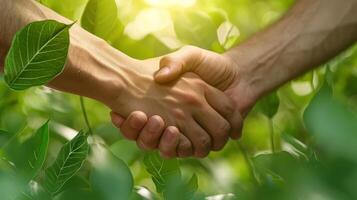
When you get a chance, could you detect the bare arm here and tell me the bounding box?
[0,0,242,158]
[226,0,357,101]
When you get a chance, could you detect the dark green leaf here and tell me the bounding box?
[3,121,49,181]
[90,143,133,200]
[255,91,280,118]
[0,129,12,148]
[4,20,72,90]
[143,152,181,193]
[43,131,89,196]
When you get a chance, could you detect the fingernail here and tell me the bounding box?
[147,116,162,133]
[156,67,170,77]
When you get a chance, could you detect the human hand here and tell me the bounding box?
[111,46,255,156]
[107,58,243,158]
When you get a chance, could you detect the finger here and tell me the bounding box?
[228,109,244,139]
[193,105,230,151]
[119,111,148,140]
[136,115,165,150]
[177,134,193,158]
[204,85,244,139]
[110,111,125,128]
[155,46,200,83]
[159,126,180,159]
[182,119,212,158]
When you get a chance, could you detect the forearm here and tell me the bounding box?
[226,0,357,100]
[0,0,140,106]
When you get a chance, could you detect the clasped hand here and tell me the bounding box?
[110,46,253,159]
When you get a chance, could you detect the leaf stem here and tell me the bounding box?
[268,118,275,153]
[236,142,259,185]
[79,96,92,135]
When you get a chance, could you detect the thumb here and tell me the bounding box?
[154,46,201,83]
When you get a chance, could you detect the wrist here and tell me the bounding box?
[224,42,282,102]
[48,28,138,107]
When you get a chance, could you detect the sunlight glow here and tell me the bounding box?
[145,0,196,7]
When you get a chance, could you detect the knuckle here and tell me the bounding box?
[217,121,231,135]
[160,55,175,66]
[171,108,186,120]
[196,136,211,153]
[182,93,203,107]
[223,99,236,115]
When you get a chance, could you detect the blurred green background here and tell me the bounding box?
[1,0,357,199]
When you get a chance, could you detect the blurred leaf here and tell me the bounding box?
[172,9,223,49]
[163,174,198,200]
[144,152,198,200]
[3,121,49,182]
[143,152,181,193]
[304,81,357,162]
[255,91,280,118]
[110,139,141,165]
[43,131,89,196]
[19,181,52,200]
[4,20,71,90]
[0,171,27,200]
[113,34,170,59]
[90,143,133,200]
[81,0,123,41]
[39,0,88,20]
[253,151,301,184]
[0,130,11,148]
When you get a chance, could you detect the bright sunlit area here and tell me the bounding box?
[144,0,196,7]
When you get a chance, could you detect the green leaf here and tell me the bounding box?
[163,174,198,200]
[253,151,300,184]
[255,91,280,118]
[4,20,72,90]
[3,121,49,182]
[110,139,141,165]
[143,152,181,193]
[81,0,122,40]
[0,130,12,148]
[0,171,27,200]
[90,143,133,200]
[39,0,88,20]
[172,9,223,49]
[304,81,357,162]
[43,131,89,196]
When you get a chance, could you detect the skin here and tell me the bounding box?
[113,0,357,158]
[0,0,244,158]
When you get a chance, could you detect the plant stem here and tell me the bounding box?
[268,118,275,153]
[236,142,259,185]
[80,96,92,135]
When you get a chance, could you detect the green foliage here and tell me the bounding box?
[90,143,134,200]
[144,152,198,200]
[81,0,123,41]
[3,121,49,181]
[4,20,71,90]
[1,1,357,200]
[43,131,89,196]
[255,91,280,118]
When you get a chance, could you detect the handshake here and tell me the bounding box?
[4,0,354,160]
[108,46,253,159]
